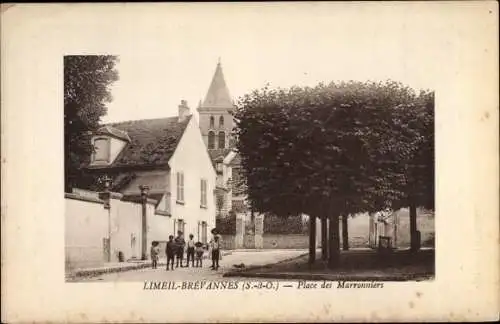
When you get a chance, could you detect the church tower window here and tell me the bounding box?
[210,116,215,128]
[208,131,215,149]
[219,116,224,127]
[218,131,226,149]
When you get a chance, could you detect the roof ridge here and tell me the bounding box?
[106,114,193,126]
[201,62,233,109]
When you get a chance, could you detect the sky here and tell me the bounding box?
[101,3,447,123]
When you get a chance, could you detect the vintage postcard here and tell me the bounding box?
[2,2,498,323]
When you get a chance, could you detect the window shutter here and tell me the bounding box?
[176,172,181,200]
[200,179,203,206]
[181,173,184,201]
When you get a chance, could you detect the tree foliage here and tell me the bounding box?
[402,91,434,210]
[234,81,434,218]
[263,214,308,234]
[216,212,236,235]
[64,55,119,192]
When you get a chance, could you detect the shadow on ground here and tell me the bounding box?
[225,249,435,281]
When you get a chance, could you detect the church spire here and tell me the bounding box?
[200,60,233,109]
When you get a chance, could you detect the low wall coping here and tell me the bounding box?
[146,198,158,205]
[155,210,171,217]
[120,195,158,206]
[109,192,124,200]
[67,191,157,206]
[65,193,104,204]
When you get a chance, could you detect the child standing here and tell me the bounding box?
[209,235,221,270]
[165,235,176,271]
[186,234,196,267]
[194,241,204,268]
[174,231,186,268]
[150,241,160,269]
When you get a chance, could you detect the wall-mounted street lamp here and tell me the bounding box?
[139,185,150,260]
[98,175,113,262]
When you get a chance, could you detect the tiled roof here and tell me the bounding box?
[229,152,241,166]
[208,148,232,164]
[96,125,131,142]
[200,62,233,109]
[110,172,136,191]
[121,171,169,195]
[122,193,164,207]
[90,115,192,168]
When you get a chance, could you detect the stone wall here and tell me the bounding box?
[65,191,171,271]
[262,234,309,249]
[243,234,255,249]
[220,234,236,250]
[216,234,311,250]
[65,194,108,271]
[218,210,434,250]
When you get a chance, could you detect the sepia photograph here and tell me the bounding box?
[2,2,498,323]
[64,28,434,283]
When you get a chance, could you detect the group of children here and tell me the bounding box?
[150,230,222,271]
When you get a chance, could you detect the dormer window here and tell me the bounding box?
[92,137,110,163]
[90,126,130,166]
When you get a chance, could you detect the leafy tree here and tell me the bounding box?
[234,81,433,267]
[396,91,435,250]
[64,55,119,192]
[216,211,236,235]
[263,214,308,234]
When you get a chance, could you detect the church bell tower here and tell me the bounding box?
[197,59,236,151]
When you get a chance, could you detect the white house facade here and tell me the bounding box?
[168,108,217,242]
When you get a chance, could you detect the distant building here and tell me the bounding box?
[197,61,249,220]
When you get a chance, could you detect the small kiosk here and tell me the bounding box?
[368,210,399,251]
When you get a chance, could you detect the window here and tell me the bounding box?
[216,161,223,173]
[93,138,110,162]
[218,131,225,149]
[201,221,208,244]
[208,131,215,149]
[177,219,185,234]
[219,116,224,127]
[176,172,184,203]
[209,116,215,128]
[200,179,207,208]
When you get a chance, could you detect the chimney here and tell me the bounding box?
[178,100,190,122]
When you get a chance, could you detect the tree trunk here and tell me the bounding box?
[368,213,374,248]
[328,213,340,268]
[321,217,328,260]
[309,216,317,264]
[394,212,399,249]
[64,140,73,193]
[409,201,419,252]
[141,199,148,260]
[342,214,349,251]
